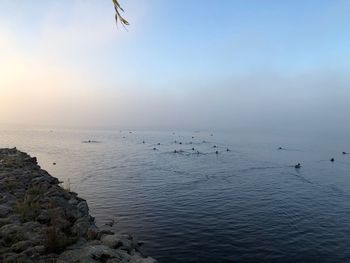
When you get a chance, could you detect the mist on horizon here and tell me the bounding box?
[1,0,350,132]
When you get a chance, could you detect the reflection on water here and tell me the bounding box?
[1,127,350,262]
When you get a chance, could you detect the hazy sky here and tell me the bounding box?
[1,0,350,131]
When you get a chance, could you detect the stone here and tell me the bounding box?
[97,227,115,239]
[0,205,12,218]
[2,252,35,263]
[77,200,89,215]
[11,240,33,252]
[68,198,78,206]
[129,252,158,263]
[101,234,123,248]
[72,216,91,237]
[36,210,51,224]
[0,223,22,239]
[87,226,99,240]
[22,245,46,257]
[57,244,128,263]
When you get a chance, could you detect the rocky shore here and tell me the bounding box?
[0,148,157,263]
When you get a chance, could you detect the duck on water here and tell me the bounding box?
[295,163,301,169]
[82,140,99,143]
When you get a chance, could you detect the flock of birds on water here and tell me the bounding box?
[83,132,231,155]
[80,131,349,171]
[276,146,349,168]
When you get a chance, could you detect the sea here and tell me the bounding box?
[1,127,350,263]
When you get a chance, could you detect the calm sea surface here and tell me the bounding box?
[1,127,350,262]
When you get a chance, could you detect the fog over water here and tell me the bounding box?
[1,71,350,132]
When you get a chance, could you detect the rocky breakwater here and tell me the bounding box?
[0,148,157,263]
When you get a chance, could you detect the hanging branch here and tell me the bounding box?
[112,0,129,29]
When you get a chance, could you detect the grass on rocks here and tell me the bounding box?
[15,195,40,222]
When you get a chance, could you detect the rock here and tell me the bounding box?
[137,241,144,247]
[65,205,82,222]
[2,252,35,263]
[11,240,33,252]
[0,223,23,240]
[87,226,99,240]
[118,237,133,252]
[0,217,12,228]
[105,218,115,227]
[72,216,91,237]
[0,205,12,218]
[88,239,102,246]
[130,252,158,263]
[101,234,123,248]
[77,200,89,215]
[22,245,46,257]
[0,194,17,207]
[97,227,115,239]
[36,210,51,224]
[57,244,128,263]
[100,234,138,253]
[28,157,37,164]
[68,198,78,206]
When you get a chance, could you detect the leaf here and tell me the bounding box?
[112,0,129,28]
[113,0,125,12]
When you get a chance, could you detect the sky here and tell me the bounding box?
[0,0,350,132]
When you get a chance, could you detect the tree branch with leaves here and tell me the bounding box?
[112,0,129,29]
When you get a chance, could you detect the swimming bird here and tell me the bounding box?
[226,148,230,152]
[294,163,301,169]
[174,150,177,153]
[83,140,100,143]
[157,143,161,145]
[153,148,157,151]
[215,150,219,154]
[330,158,335,162]
[53,162,56,165]
[343,152,348,155]
[213,145,217,148]
[192,148,195,151]
[179,142,182,145]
